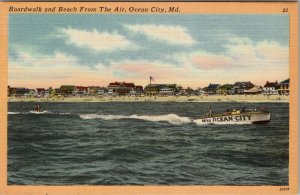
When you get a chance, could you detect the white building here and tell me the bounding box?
[262,81,279,95]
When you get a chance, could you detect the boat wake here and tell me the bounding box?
[8,111,71,115]
[79,113,192,125]
[8,112,21,115]
[9,111,250,125]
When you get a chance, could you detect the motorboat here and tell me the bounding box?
[196,107,270,124]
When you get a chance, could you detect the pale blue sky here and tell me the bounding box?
[9,14,289,88]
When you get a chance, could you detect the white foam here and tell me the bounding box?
[8,112,21,115]
[79,113,192,125]
[57,112,71,115]
[8,111,71,115]
[79,114,126,120]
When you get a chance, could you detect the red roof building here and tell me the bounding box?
[108,82,121,88]
[75,86,88,95]
[75,86,88,91]
[107,82,136,95]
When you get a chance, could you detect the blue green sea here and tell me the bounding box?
[8,102,288,185]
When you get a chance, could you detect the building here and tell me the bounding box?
[201,87,208,95]
[206,84,221,95]
[96,87,107,95]
[194,88,206,96]
[216,84,233,95]
[9,87,29,97]
[87,86,98,95]
[144,84,160,96]
[130,85,144,96]
[60,85,76,96]
[107,82,136,96]
[36,88,45,97]
[231,81,254,94]
[53,88,61,96]
[277,78,289,95]
[244,85,263,94]
[262,81,279,95]
[145,84,180,96]
[74,86,88,95]
[158,87,174,96]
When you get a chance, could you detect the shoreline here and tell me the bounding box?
[8,95,289,103]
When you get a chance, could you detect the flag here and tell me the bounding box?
[150,76,155,82]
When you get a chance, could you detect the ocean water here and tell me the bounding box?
[8,102,289,185]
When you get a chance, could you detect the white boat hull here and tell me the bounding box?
[196,112,270,124]
[29,110,48,114]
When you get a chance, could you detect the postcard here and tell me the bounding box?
[0,1,298,195]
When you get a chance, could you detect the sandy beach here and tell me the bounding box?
[8,94,289,103]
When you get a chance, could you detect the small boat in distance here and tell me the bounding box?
[29,110,48,114]
[197,107,271,124]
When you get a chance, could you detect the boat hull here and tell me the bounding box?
[196,112,270,124]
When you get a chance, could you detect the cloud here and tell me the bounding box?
[102,60,208,88]
[165,36,288,85]
[11,50,79,68]
[190,52,234,70]
[110,60,180,78]
[9,34,289,89]
[224,38,288,66]
[57,27,135,53]
[9,49,114,88]
[124,24,195,45]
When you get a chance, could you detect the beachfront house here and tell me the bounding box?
[9,87,29,97]
[158,87,174,96]
[52,88,61,96]
[231,81,254,94]
[185,87,195,96]
[74,86,88,96]
[262,81,279,95]
[244,85,263,94]
[194,88,206,96]
[145,84,180,96]
[60,85,76,96]
[24,89,36,98]
[158,84,180,96]
[108,82,120,91]
[96,88,107,96]
[277,78,289,95]
[87,86,98,95]
[36,88,45,97]
[44,88,51,98]
[201,87,208,95]
[207,84,221,95]
[107,82,136,96]
[144,84,160,96]
[216,84,233,95]
[135,85,144,96]
[130,85,144,96]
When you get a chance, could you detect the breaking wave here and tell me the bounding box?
[79,113,192,125]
